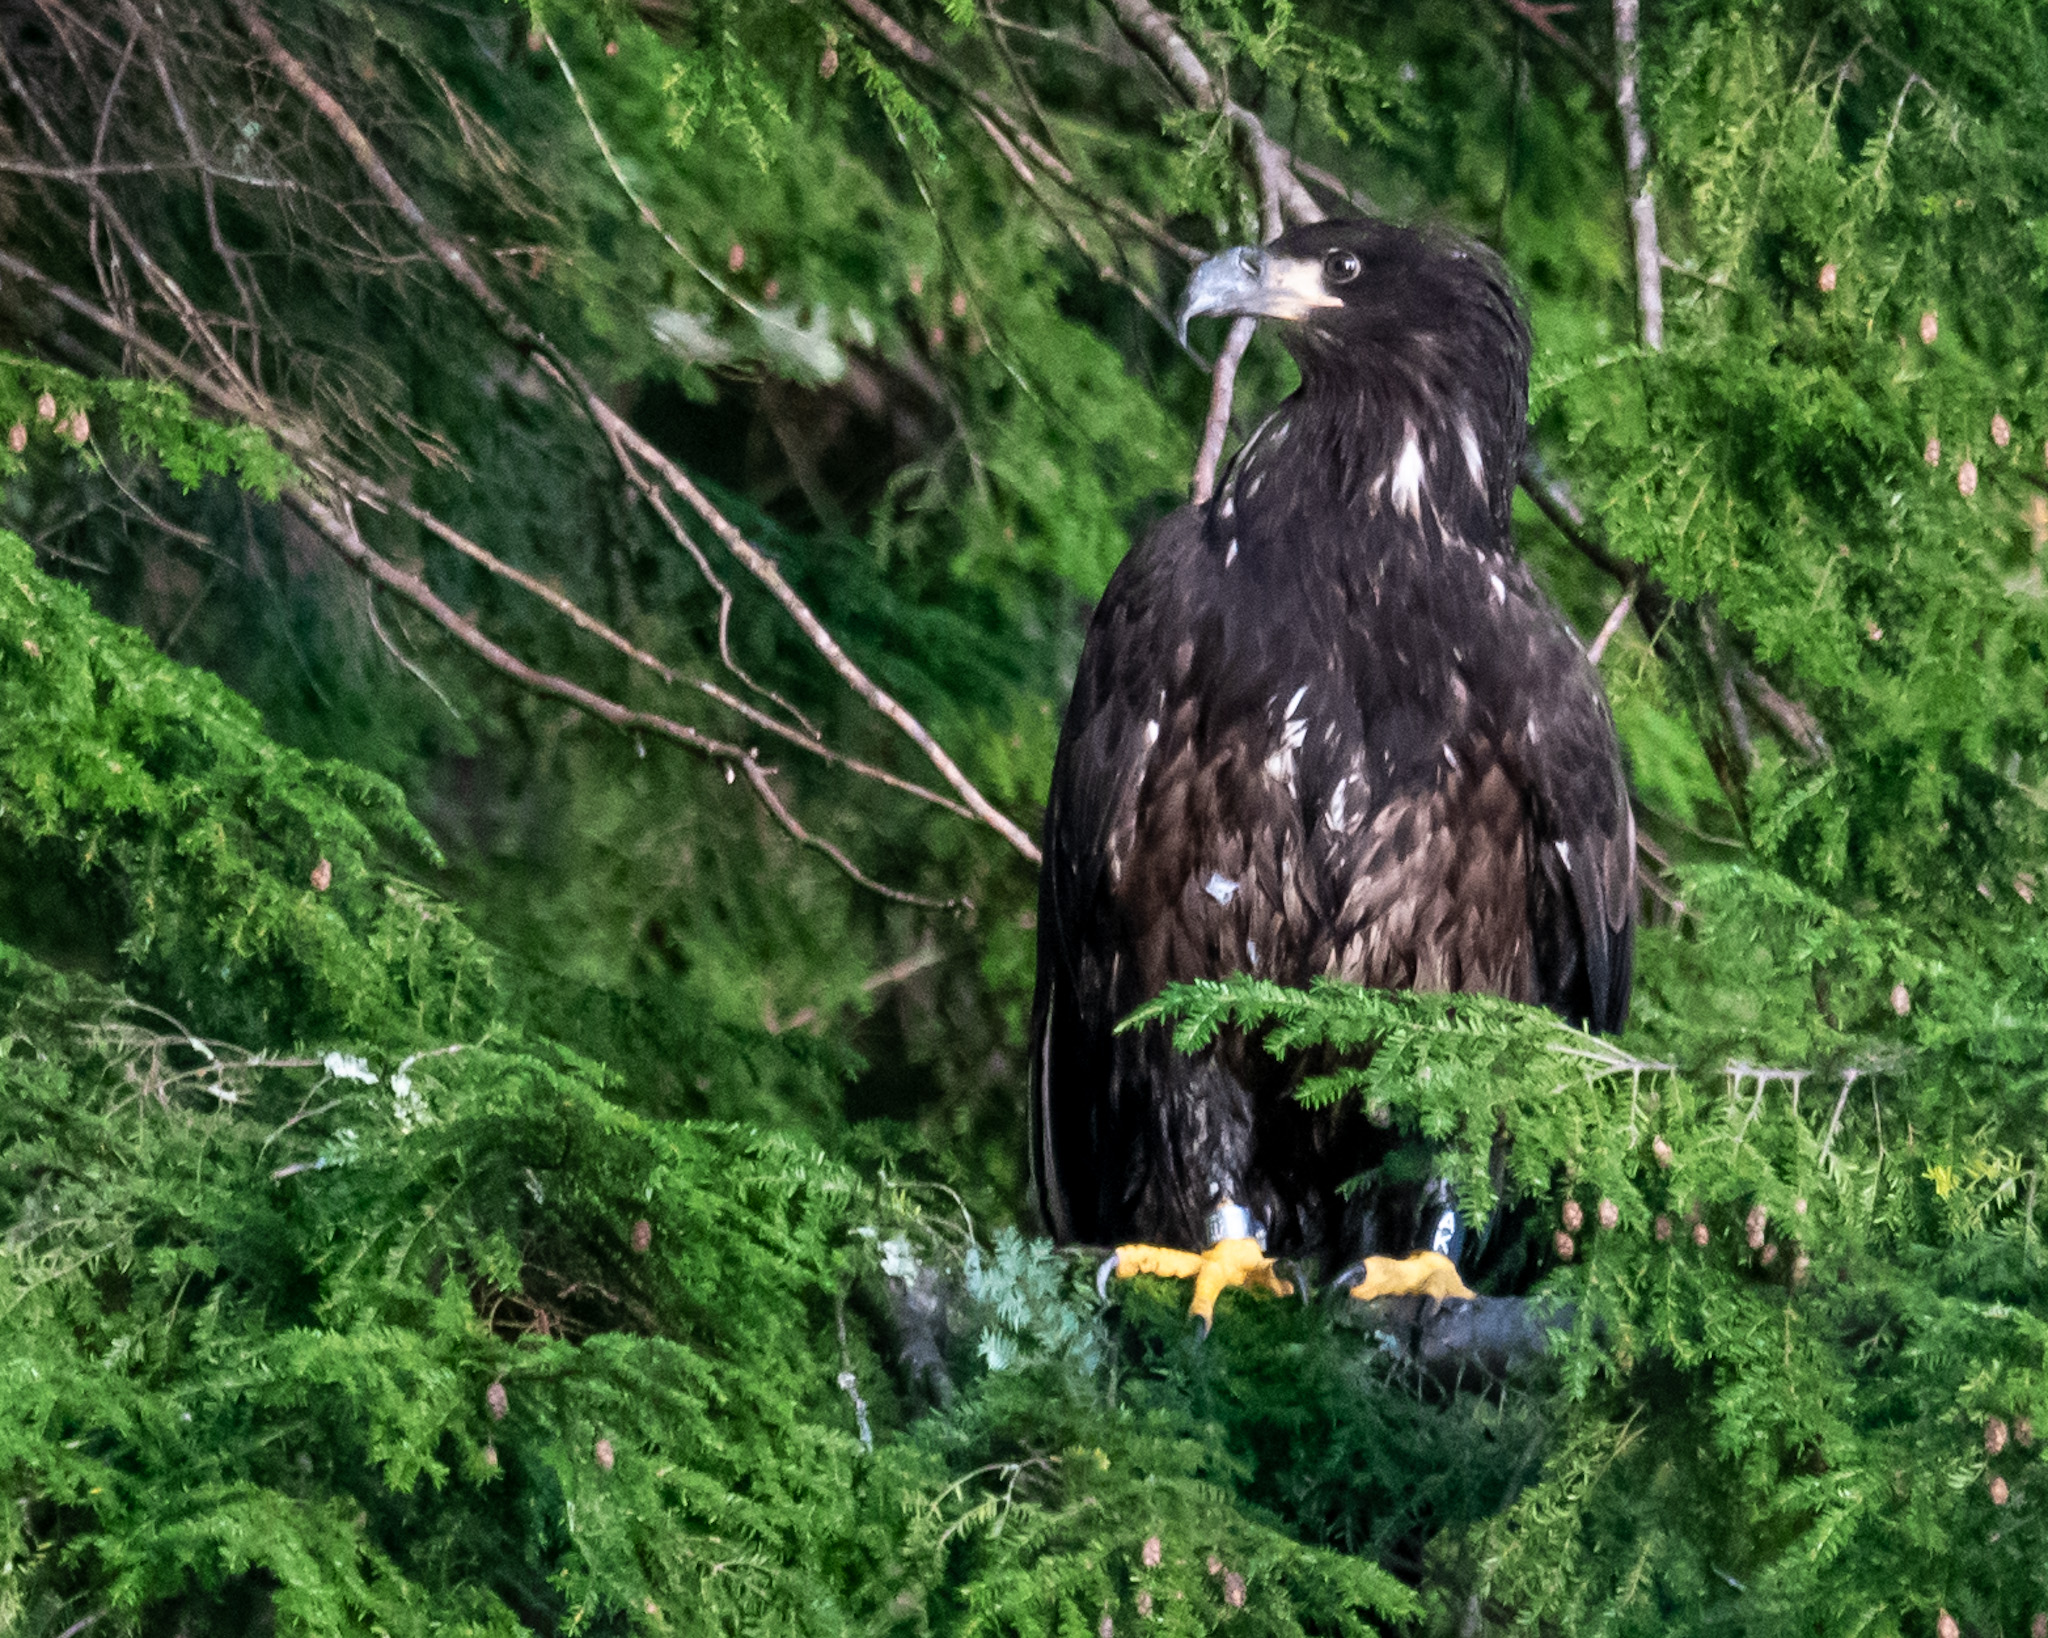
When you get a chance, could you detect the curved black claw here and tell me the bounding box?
[1192,1312,1211,1343]
[1328,1261,1366,1296]
[1095,1251,1121,1303]
[1279,1258,1313,1303]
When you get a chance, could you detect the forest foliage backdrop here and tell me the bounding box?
[2,0,2047,1632]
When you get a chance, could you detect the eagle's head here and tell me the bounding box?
[1178,217,1530,525]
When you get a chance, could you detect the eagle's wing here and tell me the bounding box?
[1520,651,1636,1034]
[1030,509,1198,1244]
[1030,507,1318,1243]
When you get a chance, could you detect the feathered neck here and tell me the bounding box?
[1209,279,1531,554]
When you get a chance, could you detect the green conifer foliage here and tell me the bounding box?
[3,0,2048,1633]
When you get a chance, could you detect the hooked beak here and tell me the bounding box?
[1177,246,1343,345]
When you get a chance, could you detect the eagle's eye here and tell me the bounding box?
[1323,249,1362,286]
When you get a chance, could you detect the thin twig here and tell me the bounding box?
[1100,0,1322,227]
[2,245,978,888]
[1191,317,1254,506]
[1818,1068,1859,1165]
[1585,589,1633,664]
[296,490,959,908]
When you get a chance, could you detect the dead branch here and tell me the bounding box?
[0,238,967,903]
[1099,0,1322,228]
[1739,665,1829,761]
[227,0,1041,865]
[1584,589,1633,664]
[837,0,1203,268]
[1085,0,1326,503]
[297,492,959,910]
[1611,0,1663,351]
[1190,318,1255,506]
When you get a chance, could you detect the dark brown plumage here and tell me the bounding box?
[1030,219,1634,1275]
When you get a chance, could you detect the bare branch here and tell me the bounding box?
[228,0,1040,865]
[837,0,1202,265]
[1739,666,1829,762]
[1083,0,1327,504]
[1098,0,1323,230]
[577,385,1046,862]
[297,492,959,908]
[1612,0,1663,351]
[0,234,970,900]
[1698,618,1756,773]
[1585,590,1633,664]
[771,937,944,1034]
[1190,318,1254,506]
[738,758,963,910]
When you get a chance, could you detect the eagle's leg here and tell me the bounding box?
[1336,1180,1478,1306]
[1096,1204,1295,1337]
[1340,1251,1475,1305]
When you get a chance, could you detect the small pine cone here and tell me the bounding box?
[1654,1215,1673,1243]
[1100,1616,1114,1638]
[1987,1416,2010,1457]
[310,857,332,892]
[1746,1204,1768,1249]
[951,291,969,318]
[1554,1231,1576,1262]
[1207,1556,1223,1576]
[763,279,780,302]
[1924,438,1942,467]
[1562,1199,1584,1233]
[819,44,839,77]
[6,423,24,454]
[1137,1592,1154,1618]
[631,1218,652,1254]
[483,1442,498,1468]
[1920,310,1939,345]
[728,243,746,273]
[595,1437,615,1471]
[1959,459,1978,498]
[1142,1535,1162,1568]
[1792,1252,1810,1284]
[1223,1572,1246,1609]
[1598,1198,1619,1231]
[1692,1221,1710,1247]
[68,411,89,443]
[1760,1243,1778,1267]
[603,39,619,55]
[486,1381,509,1420]
[928,323,946,350]
[2032,1613,2046,1638]
[1817,263,1838,292]
[1994,413,2013,448]
[1990,1474,2010,1506]
[1652,1136,1674,1169]
[1892,984,1911,1016]
[1794,1198,1808,1216]
[2017,1417,2035,1448]
[35,391,56,421]
[1937,1612,1959,1638]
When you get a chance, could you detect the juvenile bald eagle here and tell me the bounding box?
[1029,219,1634,1325]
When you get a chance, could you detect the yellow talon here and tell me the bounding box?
[1344,1250,1476,1304]
[1104,1236,1295,1331]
